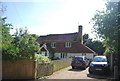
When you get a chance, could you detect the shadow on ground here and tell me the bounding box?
[87,73,113,79]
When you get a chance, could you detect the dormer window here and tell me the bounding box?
[65,42,71,48]
[51,42,56,48]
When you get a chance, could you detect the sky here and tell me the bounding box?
[2,0,106,39]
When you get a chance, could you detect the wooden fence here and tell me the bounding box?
[2,59,72,79]
[2,59,36,79]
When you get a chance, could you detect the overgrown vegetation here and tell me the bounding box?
[91,1,119,56]
[1,17,40,61]
[1,17,51,62]
[35,54,51,62]
[38,76,49,79]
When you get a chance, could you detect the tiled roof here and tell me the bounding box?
[36,32,79,43]
[41,42,96,54]
[37,31,96,54]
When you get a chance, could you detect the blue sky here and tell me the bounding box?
[2,0,106,39]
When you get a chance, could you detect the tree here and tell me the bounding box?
[83,34,105,55]
[86,40,105,55]
[1,17,13,43]
[91,2,119,56]
[12,27,40,60]
[1,17,19,60]
[30,34,39,39]
[2,18,40,60]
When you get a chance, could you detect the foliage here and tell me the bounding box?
[35,54,51,62]
[87,40,105,55]
[30,34,39,39]
[91,1,119,55]
[12,27,40,59]
[2,43,19,60]
[1,17,13,43]
[83,34,105,55]
[38,76,49,79]
[2,17,40,60]
[1,17,16,60]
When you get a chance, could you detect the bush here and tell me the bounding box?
[35,54,51,62]
[2,43,19,60]
[1,18,40,61]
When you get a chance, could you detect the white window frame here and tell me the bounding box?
[51,42,56,48]
[65,42,71,48]
[61,53,67,58]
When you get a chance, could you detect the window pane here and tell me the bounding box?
[51,42,56,48]
[65,42,71,48]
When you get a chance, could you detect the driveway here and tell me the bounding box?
[47,66,113,79]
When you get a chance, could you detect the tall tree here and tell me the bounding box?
[1,18,19,60]
[91,1,119,55]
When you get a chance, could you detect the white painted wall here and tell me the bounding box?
[54,53,61,58]
[67,53,82,58]
[39,52,94,59]
[54,53,94,59]
[86,53,94,60]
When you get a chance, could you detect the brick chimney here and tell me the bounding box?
[77,25,83,43]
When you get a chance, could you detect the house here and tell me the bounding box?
[36,25,96,60]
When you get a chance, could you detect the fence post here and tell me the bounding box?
[34,61,38,79]
[114,65,118,79]
[110,54,113,72]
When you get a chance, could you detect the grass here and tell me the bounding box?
[38,76,49,79]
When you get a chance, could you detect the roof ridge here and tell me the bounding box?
[46,32,78,36]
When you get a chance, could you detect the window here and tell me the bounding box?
[61,53,67,58]
[82,53,86,56]
[45,52,47,56]
[61,53,64,58]
[93,57,107,62]
[51,42,56,48]
[73,57,83,61]
[65,42,71,48]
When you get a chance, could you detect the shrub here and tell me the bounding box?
[2,43,19,60]
[12,28,40,60]
[1,18,40,61]
[35,54,51,62]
